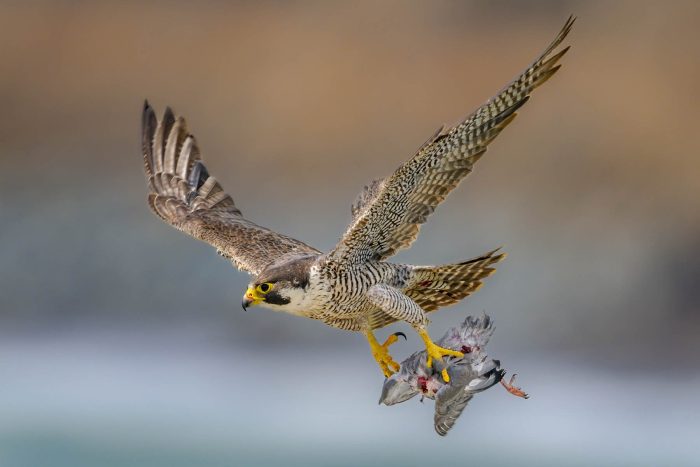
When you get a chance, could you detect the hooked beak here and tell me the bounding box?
[241,287,262,311]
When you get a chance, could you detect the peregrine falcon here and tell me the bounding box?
[140,17,574,381]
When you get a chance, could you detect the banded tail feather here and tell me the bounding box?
[368,249,505,329]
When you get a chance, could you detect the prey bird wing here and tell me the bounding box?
[433,364,478,436]
[330,16,574,264]
[142,102,320,275]
[433,359,504,436]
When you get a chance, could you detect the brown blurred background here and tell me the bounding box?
[1,1,699,466]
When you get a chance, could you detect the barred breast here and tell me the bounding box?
[309,260,412,328]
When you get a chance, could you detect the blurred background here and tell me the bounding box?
[1,1,699,466]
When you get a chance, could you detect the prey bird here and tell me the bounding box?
[379,315,528,436]
[140,17,574,380]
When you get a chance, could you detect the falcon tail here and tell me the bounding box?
[404,249,505,312]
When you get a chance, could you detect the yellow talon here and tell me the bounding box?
[366,331,404,377]
[417,328,464,382]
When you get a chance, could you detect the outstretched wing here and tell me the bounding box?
[433,365,477,436]
[331,17,575,264]
[434,361,504,436]
[142,102,320,275]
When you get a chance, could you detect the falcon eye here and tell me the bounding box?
[257,282,273,294]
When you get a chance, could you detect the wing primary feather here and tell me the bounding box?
[163,116,185,174]
[153,107,175,174]
[141,100,157,178]
[176,135,194,179]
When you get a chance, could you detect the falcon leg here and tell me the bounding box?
[415,326,464,383]
[365,330,405,377]
[500,373,529,399]
[365,284,464,382]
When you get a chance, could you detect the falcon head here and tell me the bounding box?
[241,255,315,313]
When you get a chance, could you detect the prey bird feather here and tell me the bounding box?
[380,314,528,436]
[140,17,574,380]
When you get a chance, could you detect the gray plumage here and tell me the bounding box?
[433,359,503,436]
[141,17,574,378]
[379,314,506,436]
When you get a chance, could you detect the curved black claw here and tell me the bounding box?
[393,332,407,341]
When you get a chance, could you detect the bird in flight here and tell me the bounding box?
[141,17,574,381]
